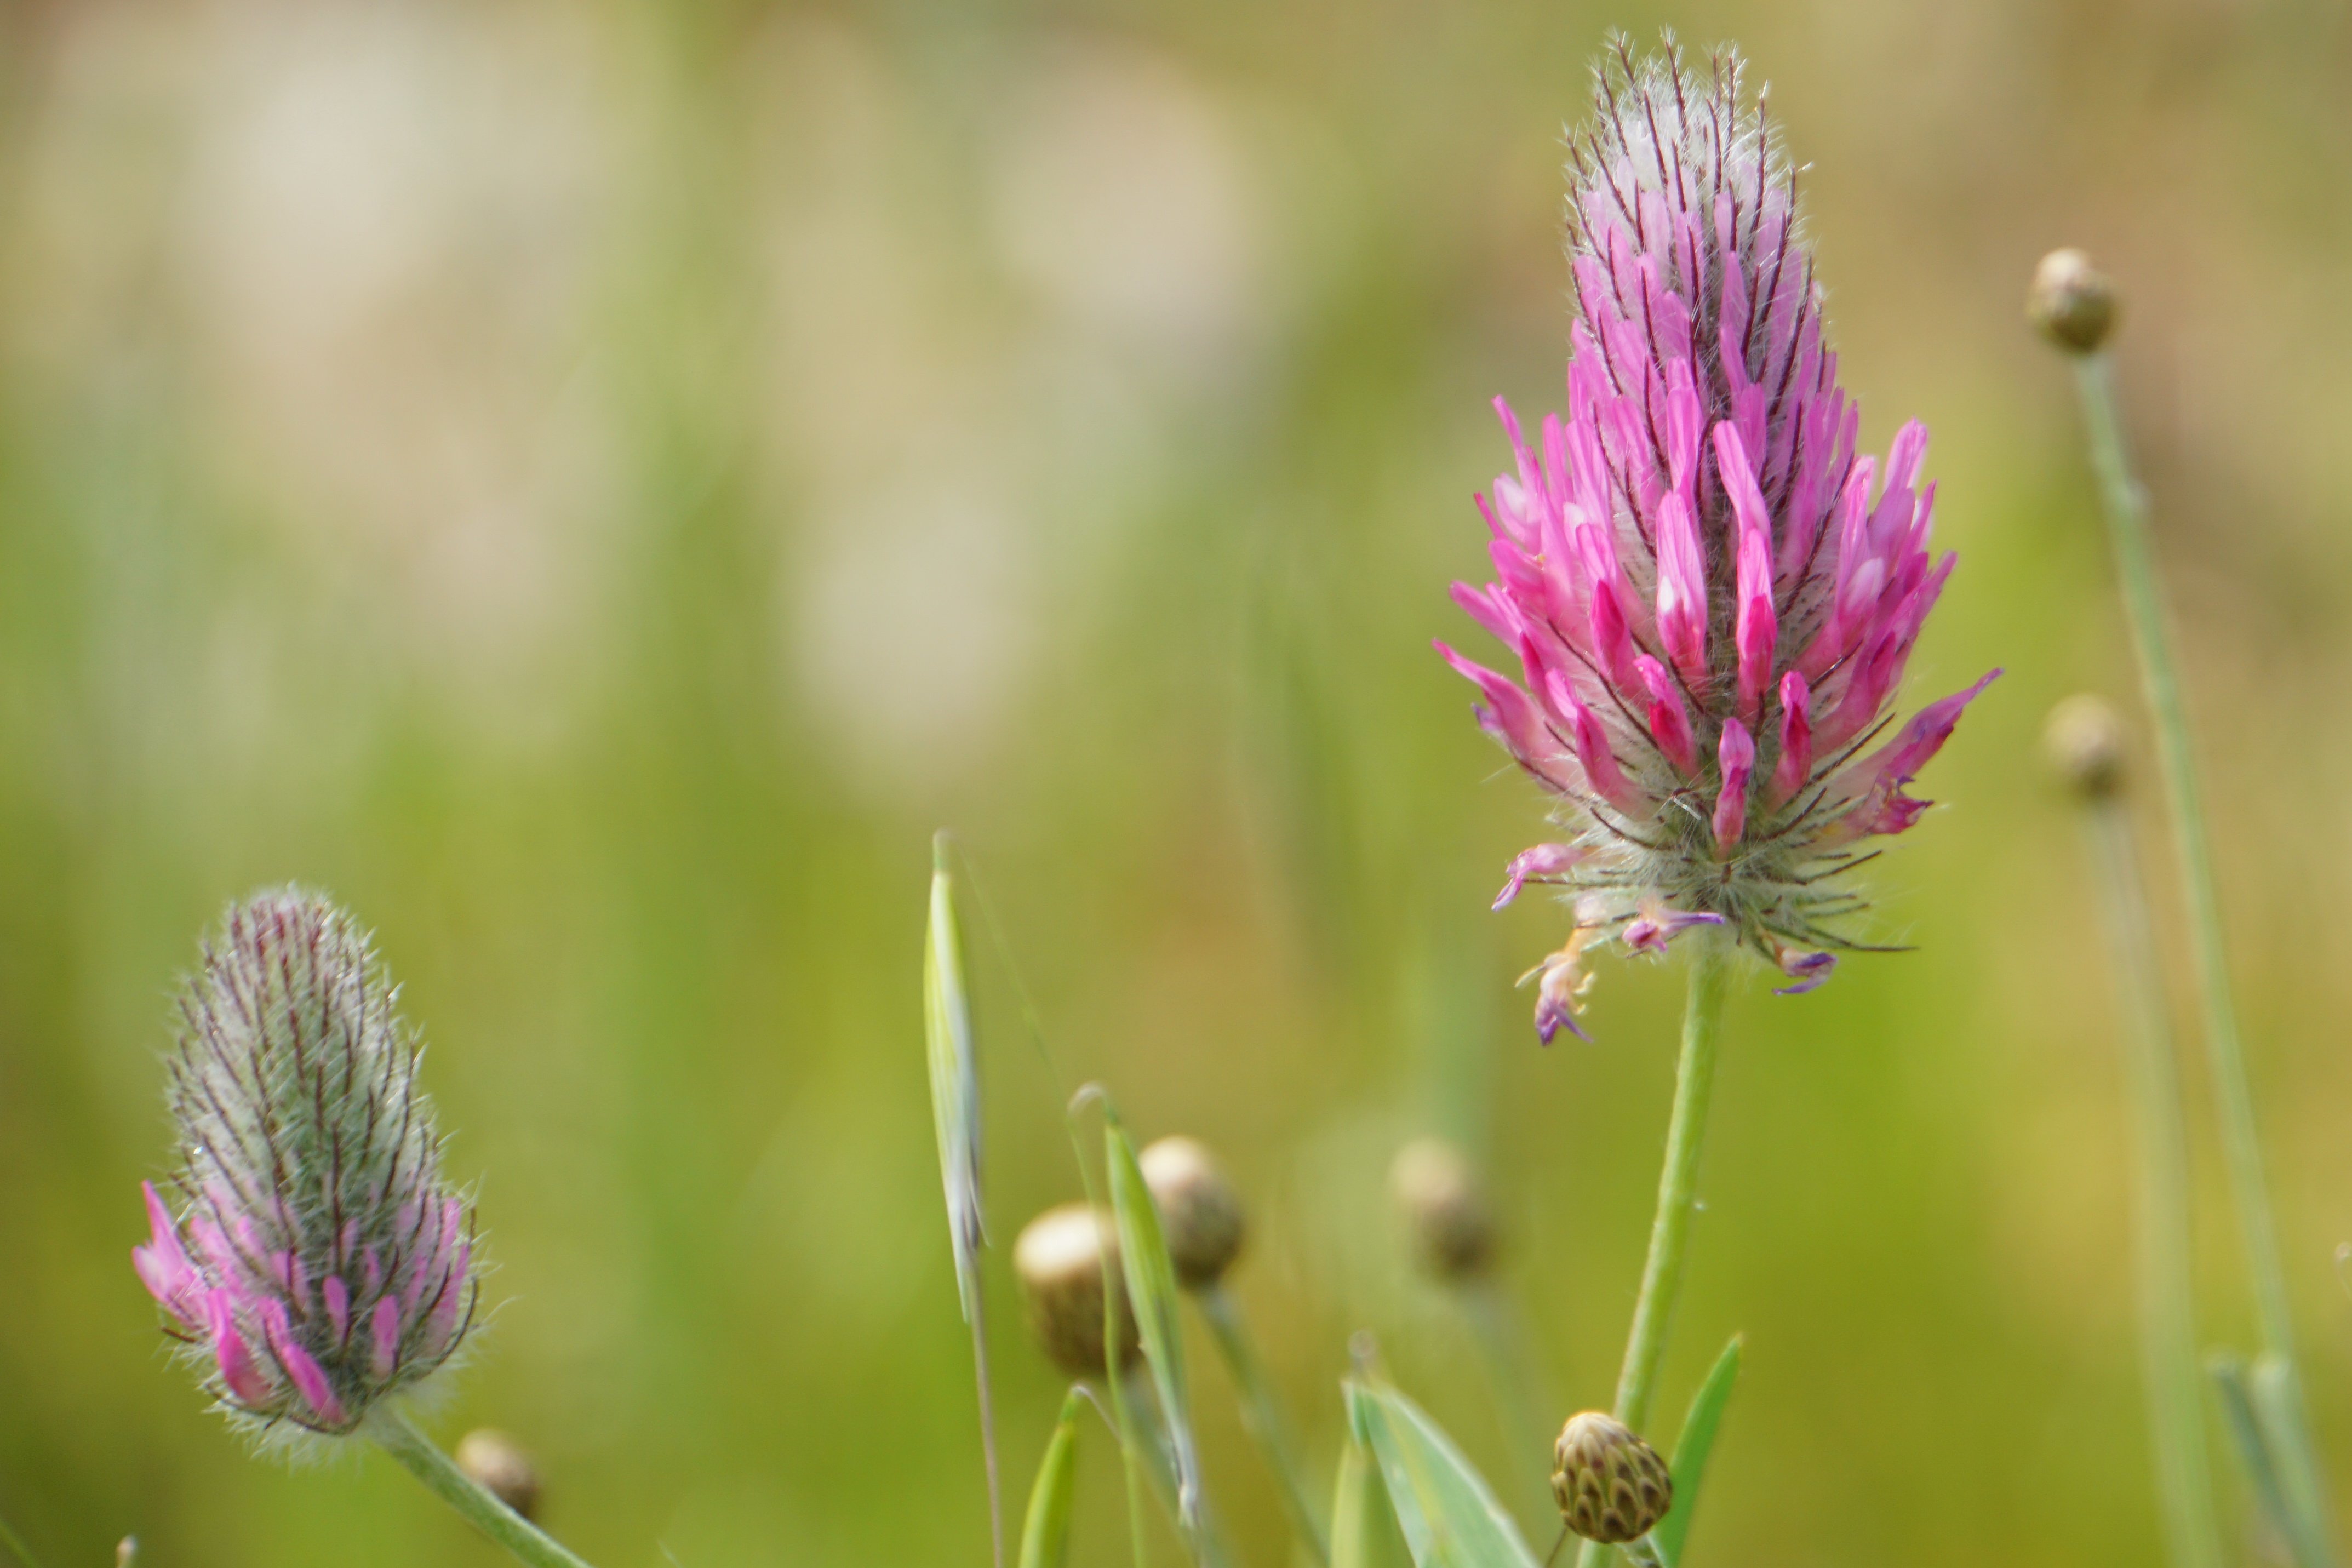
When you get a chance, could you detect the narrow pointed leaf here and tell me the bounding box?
[1018,1390,1084,1568]
[1651,1335,1742,1568]
[926,834,1003,1566]
[2248,1353,2336,1568]
[1106,1108,1204,1533]
[925,833,985,1315]
[2212,1353,2297,1552]
[1334,1431,1413,1568]
[1344,1380,1540,1568]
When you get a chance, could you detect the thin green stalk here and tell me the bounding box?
[2081,795,2226,1568]
[1069,1123,1152,1568]
[1580,945,1731,1568]
[1612,937,1731,1434]
[1579,937,1731,1568]
[1102,1372,1238,1568]
[1198,1283,1330,1565]
[1459,1280,1556,1526]
[2073,354,2337,1565]
[367,1408,597,1568]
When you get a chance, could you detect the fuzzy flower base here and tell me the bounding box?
[135,890,480,1438]
[1439,40,1996,1038]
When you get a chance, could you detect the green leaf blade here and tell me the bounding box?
[1105,1108,1204,1533]
[1334,1428,1412,1568]
[1018,1390,1084,1568]
[1344,1380,1539,1568]
[1652,1334,1742,1568]
[924,832,983,1318]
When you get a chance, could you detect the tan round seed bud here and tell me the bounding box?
[1390,1138,1496,1282]
[2029,248,2118,354]
[2043,694,2127,800]
[1140,1136,1246,1289]
[1551,1411,1673,1544]
[1014,1203,1141,1377]
[456,1428,543,1521]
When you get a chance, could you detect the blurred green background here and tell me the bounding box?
[3,1,2350,1564]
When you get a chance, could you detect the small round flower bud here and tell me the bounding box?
[1551,1411,1673,1544]
[2043,694,2127,799]
[133,890,482,1438]
[2029,248,2118,354]
[1389,1138,1496,1283]
[1139,1136,1246,1289]
[457,1429,543,1521]
[1014,1203,1140,1377]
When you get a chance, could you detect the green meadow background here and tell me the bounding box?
[3,1,2350,1564]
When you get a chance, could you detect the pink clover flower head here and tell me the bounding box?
[1443,38,1998,1035]
[134,889,481,1438]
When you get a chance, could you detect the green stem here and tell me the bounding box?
[367,1409,596,1568]
[2082,797,2227,1568]
[1612,937,1731,1435]
[1198,1285,1330,1565]
[2073,354,2337,1566]
[1580,938,1732,1568]
[1113,1372,1237,1568]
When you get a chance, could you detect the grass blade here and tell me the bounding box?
[1105,1105,1205,1537]
[1334,1430,1412,1568]
[926,832,1003,1568]
[1345,1380,1540,1568]
[926,832,985,1315]
[2250,1352,2336,1568]
[2212,1352,2297,1552]
[1018,1389,1085,1568]
[1650,1335,1742,1568]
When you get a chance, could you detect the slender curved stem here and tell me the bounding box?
[1612,936,1731,1435]
[2081,795,2226,1568]
[367,1408,596,1568]
[2073,354,2337,1566]
[1198,1285,1329,1564]
[1579,938,1731,1568]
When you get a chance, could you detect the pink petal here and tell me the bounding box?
[1654,494,1709,688]
[1449,580,1517,646]
[1824,669,2002,843]
[1493,843,1589,909]
[1544,669,1643,816]
[1713,719,1755,850]
[1771,671,1814,805]
[370,1294,404,1381]
[1435,642,1581,795]
[1622,907,1726,956]
[1634,655,1698,774]
[133,1182,204,1328]
[323,1275,351,1347]
[1735,524,1777,727]
[1773,946,1837,995]
[422,1243,471,1359]
[205,1291,274,1407]
[261,1299,345,1428]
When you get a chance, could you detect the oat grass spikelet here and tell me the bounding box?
[134,889,481,1439]
[1439,38,1998,1036]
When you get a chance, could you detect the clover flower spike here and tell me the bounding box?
[1444,38,1997,1034]
[134,889,480,1438]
